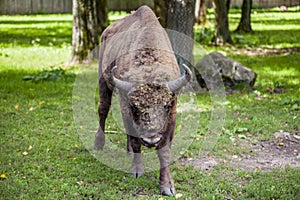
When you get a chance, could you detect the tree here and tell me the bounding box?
[69,0,108,65]
[166,0,195,38]
[195,0,207,25]
[211,0,233,45]
[166,0,195,68]
[153,0,168,27]
[226,0,231,13]
[235,0,253,33]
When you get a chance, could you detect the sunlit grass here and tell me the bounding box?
[0,47,71,71]
[197,7,300,47]
[0,14,72,47]
[0,8,299,200]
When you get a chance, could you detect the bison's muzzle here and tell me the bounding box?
[140,133,162,147]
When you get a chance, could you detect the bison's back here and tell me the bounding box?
[100,6,180,86]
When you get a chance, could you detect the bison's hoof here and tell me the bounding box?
[94,145,103,151]
[161,187,176,196]
[131,171,143,178]
[94,143,104,151]
[94,139,105,150]
[94,142,105,150]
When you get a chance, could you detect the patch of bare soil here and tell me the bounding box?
[234,47,300,56]
[181,131,300,172]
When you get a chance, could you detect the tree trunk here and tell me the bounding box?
[96,0,108,32]
[235,0,253,33]
[195,0,207,25]
[166,0,195,67]
[226,0,231,13]
[211,0,233,45]
[153,0,168,27]
[70,0,108,65]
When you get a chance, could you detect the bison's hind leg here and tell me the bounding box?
[94,77,113,150]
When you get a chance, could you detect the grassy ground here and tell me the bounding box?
[1,8,299,199]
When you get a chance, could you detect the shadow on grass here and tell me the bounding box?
[251,18,300,25]
[228,54,300,91]
[231,29,300,47]
[0,27,72,47]
[0,69,75,101]
[0,19,72,25]
[0,18,72,47]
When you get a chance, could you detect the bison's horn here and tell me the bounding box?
[109,66,133,92]
[166,64,192,93]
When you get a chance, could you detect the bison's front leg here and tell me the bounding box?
[94,76,112,150]
[157,146,176,196]
[128,136,144,178]
[120,100,144,178]
[157,105,177,196]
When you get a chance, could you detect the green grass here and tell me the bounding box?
[196,8,300,48]
[1,9,300,199]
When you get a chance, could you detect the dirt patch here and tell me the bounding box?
[233,47,300,56]
[181,131,300,172]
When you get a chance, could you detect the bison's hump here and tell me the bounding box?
[100,6,180,88]
[101,6,159,41]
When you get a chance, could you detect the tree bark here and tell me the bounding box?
[211,0,233,45]
[153,0,168,27]
[195,0,207,25]
[166,0,195,38]
[235,0,253,33]
[70,0,108,65]
[96,0,108,32]
[166,0,195,68]
[226,0,231,13]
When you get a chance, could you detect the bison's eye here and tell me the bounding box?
[163,100,174,111]
[129,104,140,123]
[163,104,169,110]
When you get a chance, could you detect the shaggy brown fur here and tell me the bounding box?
[95,6,182,196]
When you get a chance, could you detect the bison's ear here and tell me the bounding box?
[166,64,192,93]
[109,66,133,93]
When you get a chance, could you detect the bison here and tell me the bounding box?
[94,6,192,196]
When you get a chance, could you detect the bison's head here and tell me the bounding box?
[109,64,192,147]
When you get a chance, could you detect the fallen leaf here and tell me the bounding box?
[29,107,35,111]
[22,151,29,156]
[278,142,284,146]
[293,134,300,139]
[0,173,8,179]
[76,180,84,185]
[177,167,184,171]
[238,134,247,139]
[175,193,183,199]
